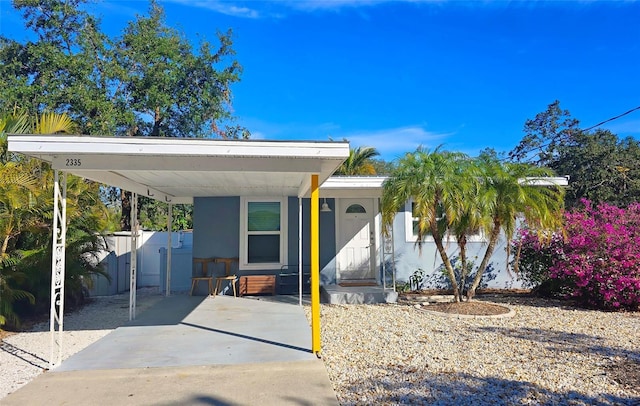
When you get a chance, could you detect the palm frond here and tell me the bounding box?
[35,112,76,134]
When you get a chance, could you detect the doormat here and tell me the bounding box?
[338,282,378,287]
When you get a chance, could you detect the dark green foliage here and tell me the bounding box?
[510,229,569,298]
[1,0,248,231]
[4,175,114,326]
[0,254,35,328]
[139,198,193,231]
[553,130,640,208]
[509,100,580,165]
[510,101,640,208]
[370,159,395,175]
[1,110,116,328]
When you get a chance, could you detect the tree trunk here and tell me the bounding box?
[120,190,131,231]
[1,234,10,257]
[433,237,460,302]
[1,214,13,257]
[457,237,468,299]
[466,221,501,301]
[151,106,161,137]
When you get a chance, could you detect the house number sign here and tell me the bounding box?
[65,158,82,167]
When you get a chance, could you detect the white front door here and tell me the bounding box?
[337,199,375,281]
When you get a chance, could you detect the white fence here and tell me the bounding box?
[89,231,193,296]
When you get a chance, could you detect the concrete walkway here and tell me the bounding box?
[3,295,338,405]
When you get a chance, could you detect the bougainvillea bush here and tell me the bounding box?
[514,200,640,311]
[550,200,640,310]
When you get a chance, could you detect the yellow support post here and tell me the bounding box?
[310,174,321,355]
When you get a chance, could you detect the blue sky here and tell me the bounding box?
[1,0,639,160]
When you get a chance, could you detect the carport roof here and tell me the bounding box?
[7,135,350,204]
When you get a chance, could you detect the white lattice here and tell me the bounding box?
[49,171,67,368]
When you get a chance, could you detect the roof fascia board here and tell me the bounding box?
[8,135,350,160]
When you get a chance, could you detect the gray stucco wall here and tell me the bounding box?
[191,196,518,289]
[192,196,336,282]
[286,197,337,285]
[391,207,518,290]
[193,196,240,259]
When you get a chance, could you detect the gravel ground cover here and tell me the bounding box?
[2,293,638,405]
[308,297,640,406]
[0,288,163,400]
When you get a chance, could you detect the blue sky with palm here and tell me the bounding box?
[1,0,638,160]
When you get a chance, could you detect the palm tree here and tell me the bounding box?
[465,155,565,300]
[0,162,41,257]
[449,197,486,297]
[382,147,478,302]
[0,111,76,256]
[0,110,78,327]
[383,148,564,302]
[334,146,380,175]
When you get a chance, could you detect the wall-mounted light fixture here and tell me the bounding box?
[321,198,332,212]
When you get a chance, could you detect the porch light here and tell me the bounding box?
[321,198,332,212]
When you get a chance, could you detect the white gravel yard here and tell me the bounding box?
[307,298,640,406]
[2,293,639,405]
[0,288,164,400]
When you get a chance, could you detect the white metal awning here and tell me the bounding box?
[7,135,350,202]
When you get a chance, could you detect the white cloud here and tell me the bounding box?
[163,0,261,19]
[237,117,452,159]
[282,0,387,11]
[237,117,342,140]
[160,0,444,19]
[341,126,451,160]
[279,0,445,12]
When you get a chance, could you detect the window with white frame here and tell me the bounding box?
[404,200,484,243]
[239,197,287,270]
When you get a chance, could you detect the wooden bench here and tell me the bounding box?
[239,275,276,296]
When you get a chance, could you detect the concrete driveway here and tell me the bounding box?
[3,295,338,405]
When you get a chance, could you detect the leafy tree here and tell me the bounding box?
[116,1,242,138]
[1,0,121,135]
[509,100,581,165]
[510,101,640,208]
[1,0,248,230]
[370,158,395,175]
[552,130,640,208]
[334,146,380,175]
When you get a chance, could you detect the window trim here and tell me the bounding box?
[404,200,485,243]
[239,197,288,270]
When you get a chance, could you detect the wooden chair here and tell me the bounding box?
[191,257,214,296]
[214,257,239,298]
